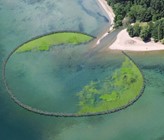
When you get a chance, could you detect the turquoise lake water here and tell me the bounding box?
[0,0,164,140]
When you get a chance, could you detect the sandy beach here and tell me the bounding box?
[97,0,164,51]
[109,29,164,51]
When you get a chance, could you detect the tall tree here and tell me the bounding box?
[140,24,151,41]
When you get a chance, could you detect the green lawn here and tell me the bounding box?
[16,32,93,52]
[77,56,144,114]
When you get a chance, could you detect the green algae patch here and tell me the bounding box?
[77,56,144,114]
[16,32,94,53]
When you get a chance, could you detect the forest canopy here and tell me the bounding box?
[107,0,164,43]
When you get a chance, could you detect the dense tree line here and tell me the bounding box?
[107,0,164,43]
[127,22,151,42]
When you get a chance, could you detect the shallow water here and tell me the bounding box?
[0,0,164,140]
[6,43,123,113]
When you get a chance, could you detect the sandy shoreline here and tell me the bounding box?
[109,29,164,51]
[97,0,115,25]
[97,0,164,51]
[96,0,115,45]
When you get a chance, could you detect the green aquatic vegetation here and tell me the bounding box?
[78,81,100,106]
[16,32,93,52]
[100,91,119,102]
[77,57,144,114]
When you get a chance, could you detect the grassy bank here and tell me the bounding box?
[16,32,93,53]
[77,56,144,114]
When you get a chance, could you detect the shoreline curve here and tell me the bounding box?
[97,0,164,51]
[109,29,164,51]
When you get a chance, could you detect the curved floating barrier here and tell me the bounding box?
[2,31,145,117]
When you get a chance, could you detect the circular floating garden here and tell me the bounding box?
[2,31,145,117]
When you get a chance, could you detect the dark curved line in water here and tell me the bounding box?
[97,12,109,22]
[78,0,109,23]
[2,31,145,117]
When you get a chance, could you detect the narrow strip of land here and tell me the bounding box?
[16,32,94,53]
